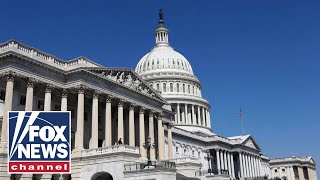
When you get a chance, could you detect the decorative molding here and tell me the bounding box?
[45,84,54,93]
[61,89,68,98]
[139,107,145,114]
[106,95,113,103]
[27,78,37,88]
[149,111,154,117]
[93,90,100,99]
[89,69,162,101]
[129,103,135,111]
[118,99,124,107]
[76,84,86,94]
[4,70,16,82]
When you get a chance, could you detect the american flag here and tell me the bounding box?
[239,108,243,120]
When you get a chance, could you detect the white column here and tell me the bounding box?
[188,106,192,124]
[244,154,249,177]
[248,155,253,177]
[1,72,14,143]
[252,156,256,177]
[129,104,135,147]
[191,105,196,125]
[258,157,262,176]
[149,111,155,160]
[252,155,256,177]
[139,108,146,160]
[208,110,211,128]
[90,92,99,149]
[25,78,35,111]
[289,166,295,180]
[184,104,188,124]
[157,115,165,160]
[201,107,206,126]
[224,151,227,171]
[206,109,210,128]
[254,156,258,177]
[197,106,201,125]
[61,90,68,111]
[216,149,221,172]
[44,84,52,111]
[227,152,232,177]
[177,104,180,124]
[117,100,124,143]
[167,124,173,159]
[220,150,225,170]
[239,152,244,178]
[104,95,112,147]
[230,153,235,178]
[75,86,85,150]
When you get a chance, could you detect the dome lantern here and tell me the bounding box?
[155,9,169,46]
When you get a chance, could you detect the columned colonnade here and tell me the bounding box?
[0,72,173,162]
[214,149,262,179]
[174,103,210,127]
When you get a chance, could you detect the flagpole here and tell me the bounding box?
[240,108,244,135]
[241,115,244,135]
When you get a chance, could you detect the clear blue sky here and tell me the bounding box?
[1,0,319,174]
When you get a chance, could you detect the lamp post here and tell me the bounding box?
[204,150,213,175]
[143,136,155,167]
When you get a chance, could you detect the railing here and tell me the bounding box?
[81,145,139,157]
[0,40,98,68]
[124,161,176,172]
[172,157,200,163]
[244,177,271,180]
[195,168,229,177]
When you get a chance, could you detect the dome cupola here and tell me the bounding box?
[135,10,213,135]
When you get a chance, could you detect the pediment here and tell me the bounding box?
[242,136,261,151]
[86,68,165,102]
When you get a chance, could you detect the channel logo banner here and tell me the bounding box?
[8,111,71,173]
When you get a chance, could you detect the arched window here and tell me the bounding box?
[170,83,173,92]
[163,83,167,92]
[156,84,160,91]
[183,84,185,93]
[192,86,195,94]
[188,85,190,94]
[177,83,180,92]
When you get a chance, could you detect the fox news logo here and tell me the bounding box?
[8,111,71,173]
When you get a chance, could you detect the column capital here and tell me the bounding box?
[118,99,124,107]
[106,95,113,102]
[61,89,68,98]
[139,107,145,114]
[27,78,37,88]
[157,112,164,120]
[93,90,100,99]
[149,110,154,117]
[129,103,136,110]
[45,84,54,93]
[76,84,86,94]
[167,123,173,129]
[4,70,16,82]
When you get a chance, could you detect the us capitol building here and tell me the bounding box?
[0,11,317,180]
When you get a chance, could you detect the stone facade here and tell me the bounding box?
[0,10,317,180]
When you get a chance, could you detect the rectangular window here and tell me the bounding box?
[19,96,26,105]
[163,83,166,92]
[37,100,44,110]
[177,83,180,92]
[0,90,5,101]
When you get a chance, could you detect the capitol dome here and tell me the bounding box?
[135,10,213,135]
[135,45,194,76]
